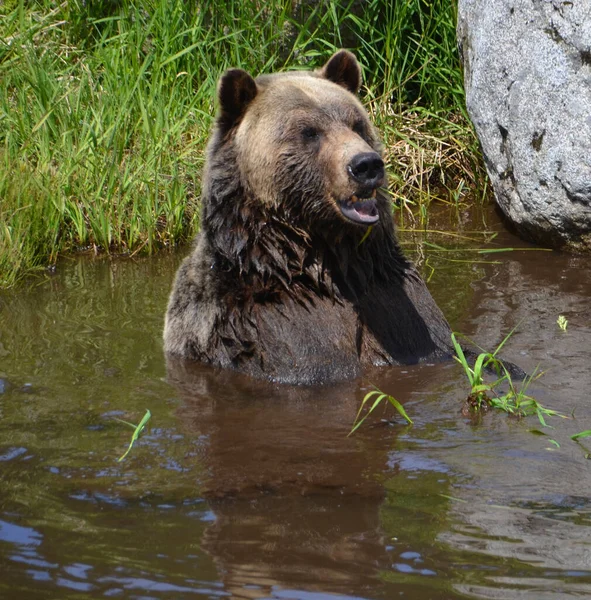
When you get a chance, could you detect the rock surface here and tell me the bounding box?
[457,0,591,251]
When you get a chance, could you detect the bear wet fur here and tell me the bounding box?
[164,50,454,385]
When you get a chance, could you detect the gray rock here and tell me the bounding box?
[457,0,591,251]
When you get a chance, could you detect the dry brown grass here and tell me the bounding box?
[367,102,488,227]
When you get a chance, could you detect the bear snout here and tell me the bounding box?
[347,152,385,190]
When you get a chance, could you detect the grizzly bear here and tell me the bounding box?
[164,50,455,385]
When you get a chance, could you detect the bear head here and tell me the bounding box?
[207,50,388,236]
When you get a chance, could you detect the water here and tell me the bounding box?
[1,220,591,599]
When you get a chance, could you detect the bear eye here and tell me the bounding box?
[352,119,366,137]
[301,126,320,142]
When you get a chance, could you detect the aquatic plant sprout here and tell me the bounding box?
[349,388,413,436]
[350,331,591,445]
[451,331,566,426]
[116,409,152,462]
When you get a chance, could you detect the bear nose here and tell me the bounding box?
[347,152,385,188]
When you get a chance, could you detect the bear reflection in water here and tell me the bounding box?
[166,356,406,597]
[164,50,454,385]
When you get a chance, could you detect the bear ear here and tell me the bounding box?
[217,68,258,130]
[319,50,362,94]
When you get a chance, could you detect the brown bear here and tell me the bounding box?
[163,50,455,385]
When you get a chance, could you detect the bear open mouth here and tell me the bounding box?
[338,191,380,225]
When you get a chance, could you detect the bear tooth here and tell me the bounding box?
[371,189,377,198]
[351,195,359,203]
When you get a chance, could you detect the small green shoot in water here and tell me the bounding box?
[349,388,413,436]
[557,315,568,331]
[451,330,508,412]
[451,331,566,426]
[116,409,151,462]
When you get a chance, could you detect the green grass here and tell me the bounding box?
[451,331,566,426]
[350,332,591,450]
[116,409,152,462]
[349,387,413,436]
[0,0,481,286]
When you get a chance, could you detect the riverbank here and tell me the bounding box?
[0,0,483,286]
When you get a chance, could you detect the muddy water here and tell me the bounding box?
[1,222,591,600]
